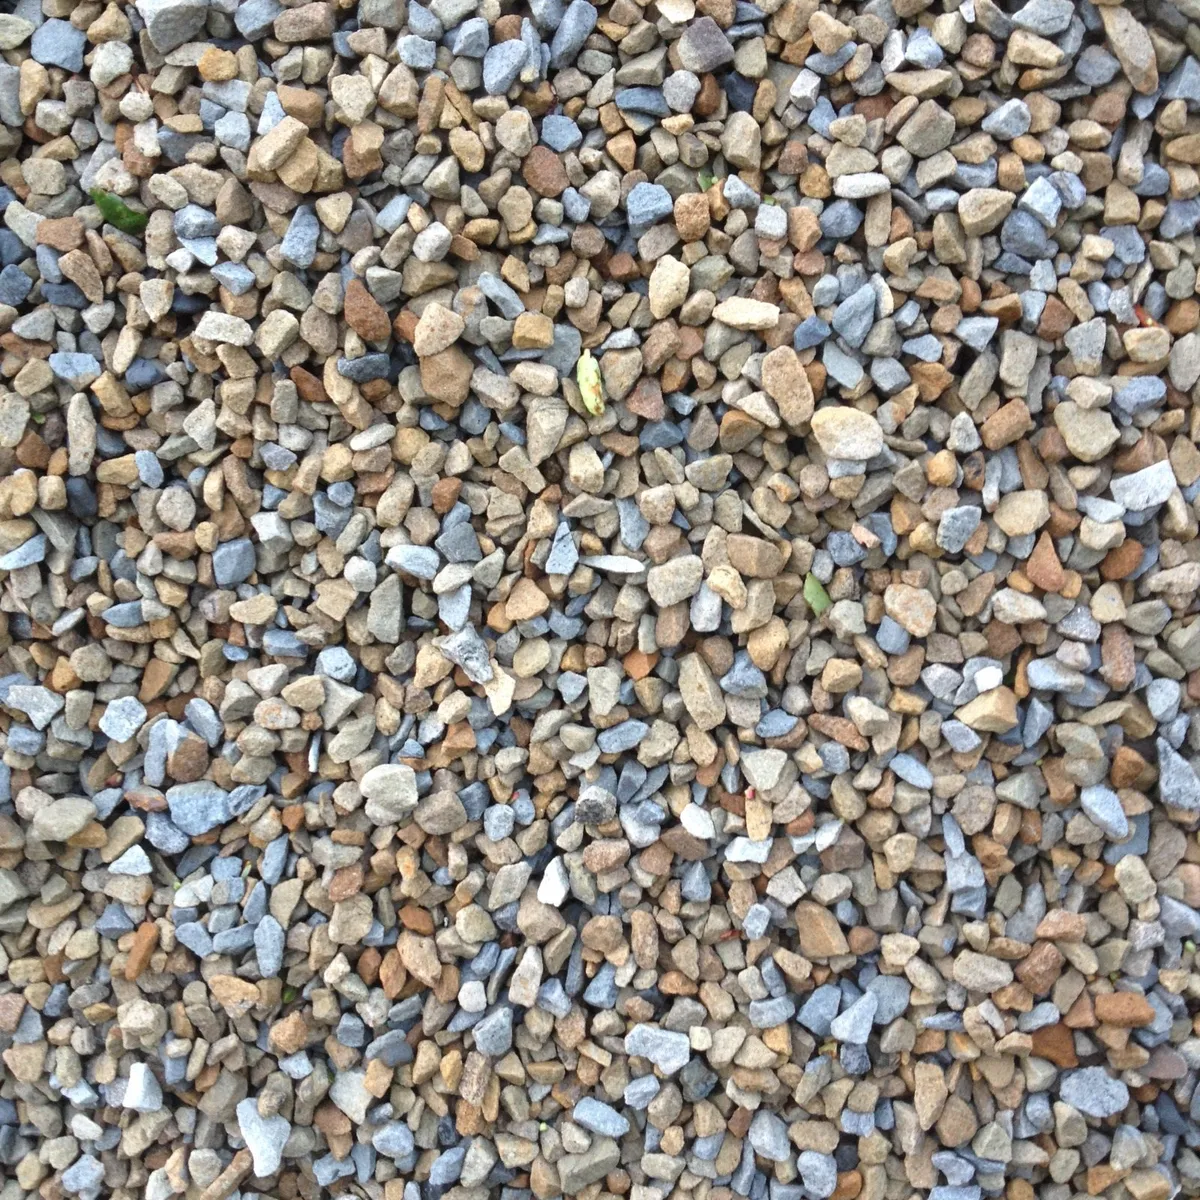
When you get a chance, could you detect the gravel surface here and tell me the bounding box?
[1,1,1200,1200]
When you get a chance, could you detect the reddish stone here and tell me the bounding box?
[522,145,568,197]
[1025,532,1065,592]
[1100,538,1144,580]
[344,279,391,342]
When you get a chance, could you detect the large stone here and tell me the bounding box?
[794,902,849,957]
[557,1138,622,1193]
[712,297,780,330]
[884,584,937,637]
[952,950,1014,991]
[676,16,734,73]
[1060,1067,1130,1118]
[1099,5,1158,94]
[647,555,704,606]
[811,406,883,461]
[1053,402,1118,463]
[678,653,726,731]
[994,490,1050,536]
[137,0,210,52]
[958,188,1015,235]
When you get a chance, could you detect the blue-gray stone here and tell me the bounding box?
[1059,1067,1129,1118]
[398,34,436,68]
[832,283,876,348]
[451,17,489,56]
[807,43,856,73]
[956,317,999,351]
[31,19,85,71]
[408,2,443,37]
[1076,44,1119,86]
[0,534,45,570]
[876,615,910,654]
[627,181,673,227]
[890,753,933,789]
[757,710,797,738]
[100,695,146,741]
[365,1029,414,1066]
[478,271,525,318]
[167,782,232,836]
[473,1006,513,1056]
[0,263,31,306]
[434,521,481,563]
[212,925,256,954]
[483,805,515,841]
[175,204,220,238]
[749,1110,790,1160]
[981,98,1030,139]
[1158,738,1200,811]
[1012,0,1073,34]
[483,39,529,94]
[721,175,758,208]
[338,353,391,382]
[902,336,940,362]
[823,340,864,389]
[943,720,981,751]
[255,914,285,975]
[905,27,943,67]
[799,1152,838,1199]
[49,352,102,388]
[313,1155,356,1186]
[1103,224,1146,265]
[428,1146,464,1186]
[794,315,831,350]
[372,1122,415,1158]
[281,205,319,269]
[126,359,168,392]
[616,87,669,115]
[1001,210,1051,258]
[624,1023,691,1073]
[214,110,252,150]
[936,506,981,553]
[720,653,767,698]
[748,996,795,1028]
[542,114,582,151]
[574,1096,630,1137]
[798,984,840,1036]
[545,522,578,574]
[549,0,597,68]
[624,1074,660,1108]
[97,904,136,937]
[212,261,256,295]
[596,719,648,753]
[562,186,591,222]
[1080,785,1128,839]
[867,975,911,1023]
[820,199,862,238]
[829,991,877,1043]
[213,537,256,586]
[871,357,910,394]
[387,544,440,578]
[743,903,772,942]
[62,1155,105,1194]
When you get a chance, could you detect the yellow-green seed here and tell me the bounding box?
[576,349,605,416]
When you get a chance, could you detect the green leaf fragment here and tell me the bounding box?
[576,348,605,416]
[90,188,148,234]
[804,573,832,615]
[698,170,715,191]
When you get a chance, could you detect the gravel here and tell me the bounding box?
[0,0,1197,1195]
